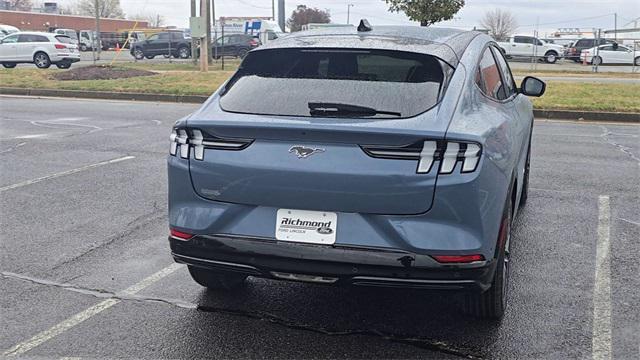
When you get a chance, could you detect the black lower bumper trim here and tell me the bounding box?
[171,235,496,291]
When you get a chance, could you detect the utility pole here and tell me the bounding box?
[278,0,285,32]
[191,0,197,63]
[199,0,208,71]
[614,13,617,42]
[272,0,275,20]
[347,4,354,25]
[206,0,212,64]
[94,0,101,61]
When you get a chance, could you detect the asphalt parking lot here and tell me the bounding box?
[0,96,638,359]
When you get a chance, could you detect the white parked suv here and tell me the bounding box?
[497,35,565,64]
[0,32,80,69]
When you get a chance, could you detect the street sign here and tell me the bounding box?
[190,16,206,38]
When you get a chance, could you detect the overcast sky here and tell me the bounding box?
[61,0,640,35]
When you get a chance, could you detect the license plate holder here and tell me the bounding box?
[275,209,337,245]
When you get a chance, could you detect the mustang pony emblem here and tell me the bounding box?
[289,146,326,159]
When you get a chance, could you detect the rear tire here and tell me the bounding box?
[2,63,16,68]
[177,46,190,59]
[635,57,640,66]
[544,51,558,64]
[464,196,512,320]
[133,49,144,60]
[33,52,51,69]
[80,44,88,52]
[188,266,248,290]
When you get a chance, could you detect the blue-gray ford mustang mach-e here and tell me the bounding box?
[167,22,546,319]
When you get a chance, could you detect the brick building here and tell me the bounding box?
[0,10,148,32]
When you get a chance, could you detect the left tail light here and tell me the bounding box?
[361,140,481,175]
[169,127,253,161]
[54,44,67,49]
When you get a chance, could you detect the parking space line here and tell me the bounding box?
[2,263,183,357]
[0,156,135,193]
[592,195,612,360]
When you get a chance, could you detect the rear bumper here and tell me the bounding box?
[170,235,497,291]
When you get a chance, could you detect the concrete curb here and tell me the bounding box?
[0,87,209,104]
[1,87,638,123]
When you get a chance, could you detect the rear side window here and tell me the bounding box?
[18,35,48,42]
[55,35,74,44]
[220,48,447,119]
[476,48,506,101]
[576,39,592,47]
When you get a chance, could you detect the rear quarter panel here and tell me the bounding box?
[444,35,532,256]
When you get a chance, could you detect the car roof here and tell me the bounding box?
[257,25,480,67]
[10,31,55,36]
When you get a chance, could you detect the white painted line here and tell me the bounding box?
[0,156,135,193]
[2,263,183,357]
[592,195,612,360]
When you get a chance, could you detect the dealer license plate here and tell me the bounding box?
[275,209,337,245]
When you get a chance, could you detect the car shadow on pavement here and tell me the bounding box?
[192,279,501,358]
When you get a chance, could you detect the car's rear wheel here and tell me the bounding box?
[635,57,640,66]
[544,51,558,64]
[133,49,144,60]
[33,52,51,69]
[80,44,88,52]
[592,56,603,65]
[55,62,72,69]
[464,197,512,320]
[177,46,190,59]
[188,266,248,290]
[2,63,16,68]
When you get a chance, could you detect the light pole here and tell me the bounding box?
[347,4,354,25]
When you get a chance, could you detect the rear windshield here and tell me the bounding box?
[55,35,75,44]
[219,48,447,119]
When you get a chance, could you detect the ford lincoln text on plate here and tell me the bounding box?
[167,21,546,319]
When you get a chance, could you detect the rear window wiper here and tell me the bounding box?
[308,102,401,118]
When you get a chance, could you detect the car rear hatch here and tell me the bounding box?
[181,47,456,215]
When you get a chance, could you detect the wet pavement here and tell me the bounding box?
[0,96,638,359]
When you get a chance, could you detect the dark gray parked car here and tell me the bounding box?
[167,21,545,320]
[130,31,191,60]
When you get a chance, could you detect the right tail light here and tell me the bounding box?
[361,140,482,175]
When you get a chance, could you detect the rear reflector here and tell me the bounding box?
[170,228,193,240]
[432,254,484,263]
[54,44,67,49]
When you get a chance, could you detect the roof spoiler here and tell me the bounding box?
[357,19,372,32]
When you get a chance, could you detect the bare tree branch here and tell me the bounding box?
[480,9,518,41]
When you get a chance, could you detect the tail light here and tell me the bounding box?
[169,127,253,161]
[170,228,193,240]
[361,140,481,175]
[249,39,259,46]
[54,44,67,49]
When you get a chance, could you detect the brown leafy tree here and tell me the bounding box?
[480,9,517,41]
[287,5,331,32]
[77,0,125,19]
[6,0,32,11]
[383,0,465,26]
[129,13,166,27]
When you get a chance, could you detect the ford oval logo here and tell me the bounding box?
[317,226,333,235]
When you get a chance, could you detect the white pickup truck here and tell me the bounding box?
[497,35,565,64]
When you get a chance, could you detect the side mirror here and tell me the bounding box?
[520,76,546,97]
